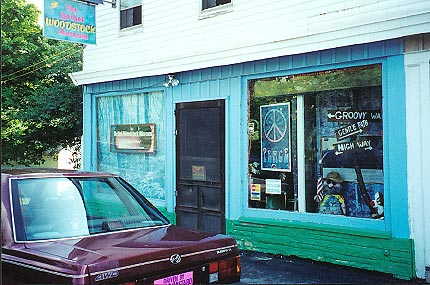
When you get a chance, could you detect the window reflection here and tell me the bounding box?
[248,64,384,219]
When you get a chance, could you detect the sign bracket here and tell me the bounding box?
[78,0,116,8]
[103,0,116,8]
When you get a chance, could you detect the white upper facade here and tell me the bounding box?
[71,0,430,85]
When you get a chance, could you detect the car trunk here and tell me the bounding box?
[24,225,240,284]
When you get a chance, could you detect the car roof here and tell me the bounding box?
[1,168,116,178]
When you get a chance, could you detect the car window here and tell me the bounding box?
[80,179,134,218]
[14,178,89,241]
[11,176,168,241]
[79,178,161,232]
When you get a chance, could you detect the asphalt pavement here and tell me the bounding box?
[239,250,427,284]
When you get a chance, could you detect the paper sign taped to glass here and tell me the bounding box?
[250,184,261,201]
[260,103,291,172]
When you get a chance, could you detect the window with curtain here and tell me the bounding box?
[96,91,165,201]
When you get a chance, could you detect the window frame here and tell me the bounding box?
[243,59,387,232]
[119,0,142,31]
[201,0,231,10]
[199,0,233,19]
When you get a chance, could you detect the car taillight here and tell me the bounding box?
[208,255,241,283]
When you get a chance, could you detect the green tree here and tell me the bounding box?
[1,0,83,166]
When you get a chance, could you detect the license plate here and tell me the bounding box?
[154,271,193,285]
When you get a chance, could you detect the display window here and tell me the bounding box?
[248,64,384,219]
[96,91,166,201]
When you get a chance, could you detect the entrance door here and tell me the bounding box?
[175,100,225,234]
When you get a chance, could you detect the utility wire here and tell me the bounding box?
[2,45,77,79]
[2,48,82,84]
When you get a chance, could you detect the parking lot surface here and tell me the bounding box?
[239,250,426,284]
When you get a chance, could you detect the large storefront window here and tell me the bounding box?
[248,64,384,219]
[96,91,165,201]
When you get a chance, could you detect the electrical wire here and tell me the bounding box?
[1,47,82,84]
[2,45,78,80]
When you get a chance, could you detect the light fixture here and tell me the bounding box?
[164,74,180,87]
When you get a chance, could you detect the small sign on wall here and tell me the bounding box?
[111,124,156,153]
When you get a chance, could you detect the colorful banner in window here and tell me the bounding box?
[260,103,291,172]
[111,124,156,153]
[44,0,96,44]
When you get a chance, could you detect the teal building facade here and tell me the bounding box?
[82,38,415,279]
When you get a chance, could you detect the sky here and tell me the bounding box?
[27,0,43,11]
[27,0,44,26]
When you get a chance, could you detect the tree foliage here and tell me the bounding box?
[1,0,83,166]
[253,65,382,98]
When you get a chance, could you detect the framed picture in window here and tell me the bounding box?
[111,124,156,153]
[260,103,291,172]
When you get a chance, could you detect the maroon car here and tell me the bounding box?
[1,168,241,284]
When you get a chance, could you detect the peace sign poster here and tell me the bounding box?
[260,103,291,172]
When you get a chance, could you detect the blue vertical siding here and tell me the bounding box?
[83,38,406,236]
[84,39,403,95]
[82,87,93,170]
[385,55,408,238]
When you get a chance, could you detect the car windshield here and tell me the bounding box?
[11,176,169,241]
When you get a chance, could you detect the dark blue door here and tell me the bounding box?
[175,100,225,233]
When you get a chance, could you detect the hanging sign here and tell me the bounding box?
[44,0,96,44]
[260,103,291,172]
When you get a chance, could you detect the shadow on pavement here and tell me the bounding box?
[239,250,426,284]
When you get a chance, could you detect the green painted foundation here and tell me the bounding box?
[158,207,176,225]
[156,208,414,280]
[227,218,415,280]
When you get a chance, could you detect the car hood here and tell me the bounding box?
[24,225,238,283]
